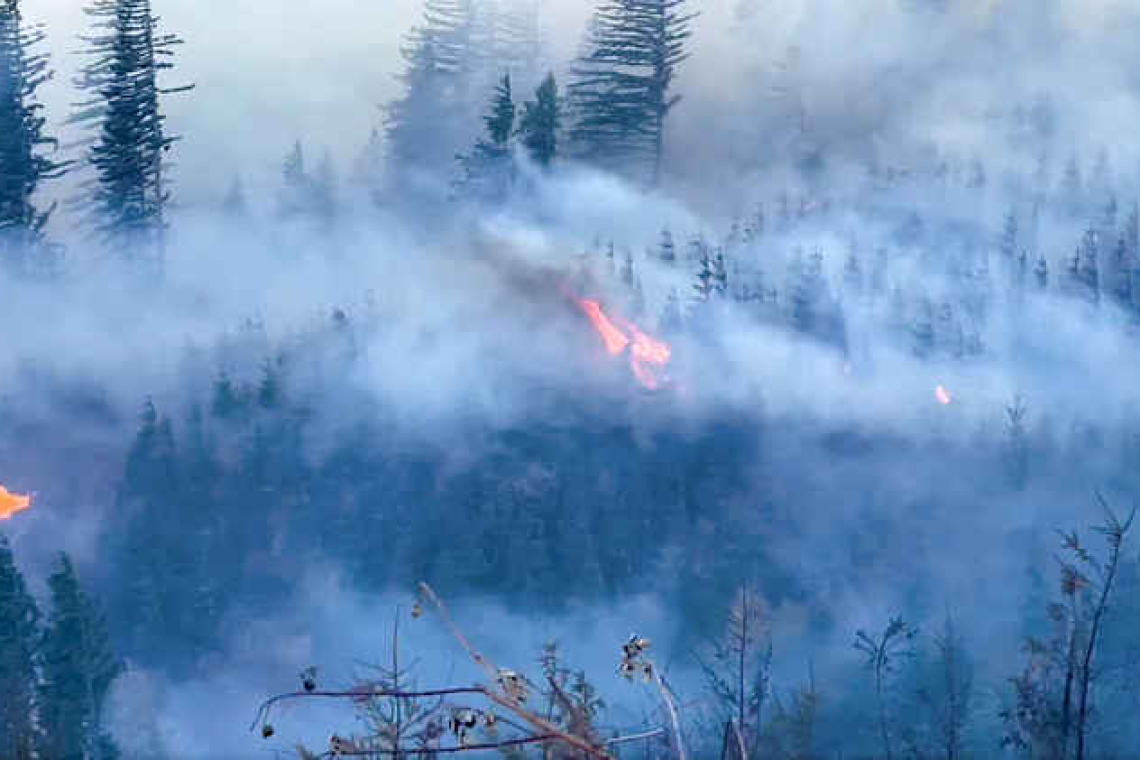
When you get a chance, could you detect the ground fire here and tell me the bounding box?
[0,485,32,520]
[577,299,672,390]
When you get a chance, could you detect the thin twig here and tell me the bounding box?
[314,733,562,758]
[418,582,501,685]
[606,728,666,746]
[418,582,614,760]
[250,688,485,732]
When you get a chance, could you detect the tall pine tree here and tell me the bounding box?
[0,535,41,760]
[277,140,309,219]
[0,0,69,274]
[518,72,560,168]
[39,553,123,760]
[457,73,516,201]
[70,0,192,268]
[384,0,480,198]
[568,0,696,184]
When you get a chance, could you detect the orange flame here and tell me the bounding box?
[935,385,952,405]
[577,299,672,390]
[0,486,32,520]
[577,299,630,355]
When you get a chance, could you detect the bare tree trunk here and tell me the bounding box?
[876,649,892,760]
[1060,600,1077,760]
[738,588,747,747]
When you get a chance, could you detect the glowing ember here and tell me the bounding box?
[577,299,672,390]
[0,486,31,520]
[935,385,952,405]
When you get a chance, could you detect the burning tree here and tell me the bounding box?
[253,583,670,760]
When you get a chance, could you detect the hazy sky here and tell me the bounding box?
[22,0,592,206]
[20,0,1140,212]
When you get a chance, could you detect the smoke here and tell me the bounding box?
[107,568,676,759]
[6,0,1140,757]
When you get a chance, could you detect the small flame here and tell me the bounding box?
[577,299,671,390]
[935,385,952,405]
[0,486,32,520]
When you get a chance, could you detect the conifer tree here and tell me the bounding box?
[1109,235,1132,310]
[352,127,385,205]
[1074,227,1100,304]
[0,0,69,274]
[1061,155,1082,210]
[660,288,683,333]
[658,228,676,263]
[385,0,480,196]
[457,73,516,200]
[693,247,714,302]
[912,296,935,358]
[999,208,1018,262]
[1034,255,1048,292]
[277,140,310,219]
[843,247,864,297]
[108,398,184,660]
[312,149,338,226]
[518,72,560,168]
[71,0,193,268]
[38,553,124,760]
[495,0,543,92]
[568,0,697,184]
[0,535,41,760]
[788,247,825,335]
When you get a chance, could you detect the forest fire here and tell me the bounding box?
[0,485,32,520]
[935,385,952,405]
[577,299,672,390]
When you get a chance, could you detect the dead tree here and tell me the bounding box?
[1000,498,1135,760]
[1074,498,1134,760]
[854,616,917,760]
[694,587,771,760]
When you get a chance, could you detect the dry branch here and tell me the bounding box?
[417,582,615,760]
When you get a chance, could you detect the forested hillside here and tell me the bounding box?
[4,0,1140,758]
